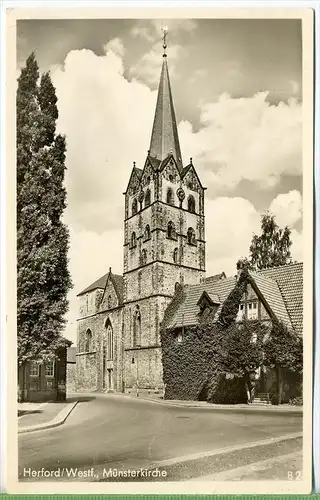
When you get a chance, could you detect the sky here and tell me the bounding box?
[16,18,303,343]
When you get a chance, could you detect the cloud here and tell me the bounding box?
[205,193,303,278]
[179,92,302,195]
[205,197,261,276]
[269,190,302,228]
[103,37,125,58]
[51,46,156,235]
[130,44,185,85]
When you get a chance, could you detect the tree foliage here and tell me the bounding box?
[17,53,72,363]
[264,320,303,374]
[249,212,292,270]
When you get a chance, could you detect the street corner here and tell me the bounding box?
[18,399,78,434]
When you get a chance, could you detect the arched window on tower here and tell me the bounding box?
[132,198,138,216]
[167,221,176,240]
[108,294,112,309]
[144,224,151,241]
[130,232,136,248]
[141,249,147,265]
[145,189,151,208]
[166,188,174,206]
[188,195,195,213]
[187,227,196,245]
[85,329,93,352]
[133,306,141,347]
[105,319,113,360]
[173,247,178,263]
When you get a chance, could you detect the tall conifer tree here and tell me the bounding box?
[17,53,72,363]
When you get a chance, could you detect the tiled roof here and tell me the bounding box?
[256,263,303,335]
[77,270,124,304]
[249,272,292,329]
[165,262,303,334]
[166,276,236,329]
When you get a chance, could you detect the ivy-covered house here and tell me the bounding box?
[161,262,303,404]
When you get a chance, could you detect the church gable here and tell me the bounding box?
[160,155,181,182]
[125,167,142,196]
[140,161,155,187]
[100,278,119,311]
[182,164,203,192]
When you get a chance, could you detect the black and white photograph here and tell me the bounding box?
[6,6,314,495]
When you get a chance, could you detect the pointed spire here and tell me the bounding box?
[149,44,183,171]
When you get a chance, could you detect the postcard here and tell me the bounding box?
[5,5,314,495]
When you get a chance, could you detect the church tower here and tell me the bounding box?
[123,34,206,392]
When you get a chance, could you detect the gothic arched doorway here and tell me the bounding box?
[103,318,114,391]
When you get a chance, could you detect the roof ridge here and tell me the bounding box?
[257,261,302,272]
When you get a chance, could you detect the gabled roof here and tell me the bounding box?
[181,162,205,190]
[77,269,124,304]
[248,271,292,329]
[256,262,303,335]
[124,165,143,194]
[149,56,183,171]
[197,291,221,307]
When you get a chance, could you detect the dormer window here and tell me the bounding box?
[167,221,176,240]
[132,199,138,216]
[188,195,195,213]
[187,227,196,245]
[197,291,220,323]
[166,188,174,206]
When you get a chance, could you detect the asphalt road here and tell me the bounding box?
[18,394,302,482]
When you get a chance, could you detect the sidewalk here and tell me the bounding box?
[18,398,78,434]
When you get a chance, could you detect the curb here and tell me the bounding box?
[71,391,303,414]
[121,394,303,415]
[18,400,78,434]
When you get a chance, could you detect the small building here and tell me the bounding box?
[161,262,303,404]
[18,338,72,402]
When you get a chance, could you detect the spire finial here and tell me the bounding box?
[133,161,136,168]
[162,26,168,57]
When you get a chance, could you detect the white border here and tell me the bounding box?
[1,0,318,495]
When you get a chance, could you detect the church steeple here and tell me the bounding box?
[149,32,183,171]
